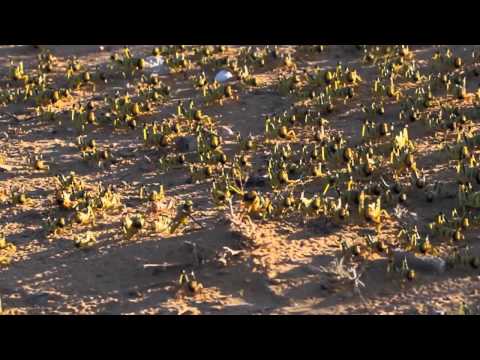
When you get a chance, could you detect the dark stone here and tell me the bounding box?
[127,290,142,298]
[245,175,267,189]
[392,250,446,274]
[25,292,51,306]
[176,136,197,153]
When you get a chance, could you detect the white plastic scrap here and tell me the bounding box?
[145,56,164,68]
[144,56,169,75]
[214,70,233,83]
[217,125,235,137]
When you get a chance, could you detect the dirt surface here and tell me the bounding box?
[1,45,480,315]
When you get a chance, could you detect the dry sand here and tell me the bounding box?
[0,45,479,315]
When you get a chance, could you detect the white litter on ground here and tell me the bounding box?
[144,56,170,75]
[214,70,233,83]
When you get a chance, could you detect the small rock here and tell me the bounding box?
[245,175,268,189]
[306,265,323,275]
[126,290,142,299]
[176,136,197,152]
[25,292,51,306]
[392,250,446,274]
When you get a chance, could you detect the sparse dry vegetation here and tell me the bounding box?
[1,45,480,315]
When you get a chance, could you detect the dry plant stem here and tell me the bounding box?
[188,214,205,230]
[318,257,367,302]
[185,240,201,266]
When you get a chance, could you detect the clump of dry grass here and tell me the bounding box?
[224,199,257,248]
[316,256,367,301]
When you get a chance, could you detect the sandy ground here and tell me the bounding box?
[1,45,480,315]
